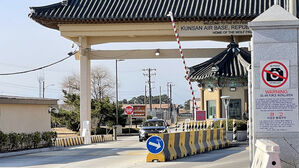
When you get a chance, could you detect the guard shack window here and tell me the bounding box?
[229,99,241,119]
[207,100,216,119]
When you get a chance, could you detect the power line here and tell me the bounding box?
[0,51,76,76]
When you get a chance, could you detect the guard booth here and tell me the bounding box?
[29,0,299,167]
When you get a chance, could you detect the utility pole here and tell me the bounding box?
[143,68,156,115]
[159,86,162,110]
[167,82,174,122]
[42,81,45,98]
[144,85,147,104]
[159,86,162,119]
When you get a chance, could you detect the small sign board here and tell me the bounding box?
[132,105,146,118]
[146,136,164,154]
[125,106,133,115]
[260,60,289,88]
[196,111,206,121]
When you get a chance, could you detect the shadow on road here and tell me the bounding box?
[0,146,145,167]
[168,145,248,163]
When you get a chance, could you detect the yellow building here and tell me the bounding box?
[0,95,57,133]
[188,41,250,120]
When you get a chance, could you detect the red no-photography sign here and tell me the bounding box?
[261,61,288,88]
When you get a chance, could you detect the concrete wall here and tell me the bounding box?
[0,104,51,133]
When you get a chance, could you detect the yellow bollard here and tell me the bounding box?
[168,133,177,160]
[179,132,187,157]
[189,131,197,155]
[206,130,213,151]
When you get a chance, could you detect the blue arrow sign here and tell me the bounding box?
[146,136,164,154]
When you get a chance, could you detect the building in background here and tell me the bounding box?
[188,41,251,120]
[0,95,57,133]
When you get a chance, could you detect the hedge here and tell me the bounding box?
[209,119,247,131]
[0,131,57,153]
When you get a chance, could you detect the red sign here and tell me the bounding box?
[261,61,288,88]
[196,111,206,121]
[125,106,133,115]
[132,105,146,118]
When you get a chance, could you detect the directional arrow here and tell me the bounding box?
[149,141,161,150]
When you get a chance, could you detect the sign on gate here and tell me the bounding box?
[256,60,299,132]
[146,136,164,154]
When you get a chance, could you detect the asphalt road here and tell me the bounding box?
[0,136,249,168]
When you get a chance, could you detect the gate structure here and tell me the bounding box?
[29,0,298,167]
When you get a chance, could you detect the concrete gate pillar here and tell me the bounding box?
[249,5,299,167]
[79,36,91,144]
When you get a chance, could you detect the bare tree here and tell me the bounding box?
[62,73,80,94]
[62,66,114,100]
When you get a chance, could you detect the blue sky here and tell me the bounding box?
[0,1,248,105]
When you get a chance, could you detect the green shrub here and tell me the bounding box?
[32,132,41,148]
[211,119,247,131]
[0,131,8,151]
[0,131,56,152]
[42,132,56,147]
[8,133,21,150]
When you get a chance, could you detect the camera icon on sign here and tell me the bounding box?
[266,68,283,81]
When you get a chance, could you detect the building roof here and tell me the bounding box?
[188,41,251,81]
[29,0,298,30]
[0,95,58,105]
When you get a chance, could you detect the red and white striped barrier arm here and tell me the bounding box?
[167,11,199,111]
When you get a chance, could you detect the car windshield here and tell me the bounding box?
[143,121,165,127]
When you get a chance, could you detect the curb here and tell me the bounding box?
[0,147,64,158]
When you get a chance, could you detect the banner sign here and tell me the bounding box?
[178,21,252,37]
[196,111,206,121]
[132,105,146,118]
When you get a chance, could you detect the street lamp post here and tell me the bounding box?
[221,96,230,134]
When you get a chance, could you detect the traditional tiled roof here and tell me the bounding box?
[29,0,298,30]
[188,42,251,81]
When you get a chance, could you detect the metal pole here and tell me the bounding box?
[159,86,162,110]
[144,85,147,104]
[149,69,152,112]
[225,104,229,134]
[42,81,45,98]
[170,83,173,122]
[115,60,119,125]
[192,99,195,121]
